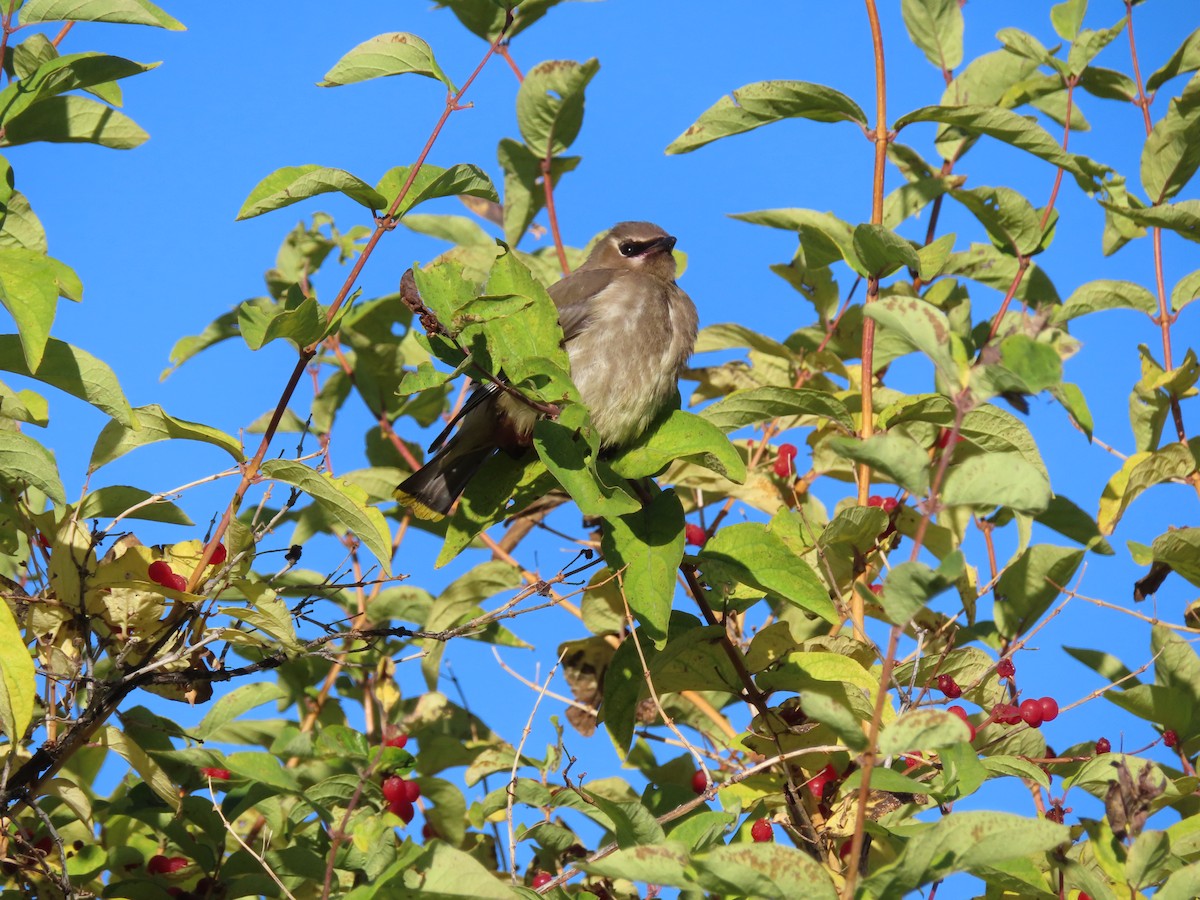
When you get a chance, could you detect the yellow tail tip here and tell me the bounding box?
[393,487,446,521]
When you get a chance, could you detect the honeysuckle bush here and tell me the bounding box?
[1,1,1199,898]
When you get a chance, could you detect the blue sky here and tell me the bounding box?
[8,0,1200,890]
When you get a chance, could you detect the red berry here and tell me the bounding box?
[147,855,188,875]
[388,797,415,823]
[404,779,421,802]
[750,817,773,842]
[383,728,408,749]
[868,583,883,596]
[421,822,439,840]
[32,836,53,855]
[936,429,963,449]
[381,776,407,805]
[996,658,1015,679]
[773,444,798,478]
[164,573,188,592]
[691,769,709,794]
[881,497,898,513]
[200,767,231,781]
[1037,697,1059,723]
[1079,894,1092,900]
[1164,729,1179,748]
[808,763,838,801]
[1045,806,1065,824]
[1019,699,1044,728]
[36,532,52,549]
[1095,737,1111,754]
[148,560,173,585]
[867,495,884,508]
[947,705,976,741]
[531,872,553,889]
[685,524,707,547]
[208,543,227,566]
[936,674,962,699]
[838,840,853,860]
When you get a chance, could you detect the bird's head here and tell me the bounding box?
[585,221,678,280]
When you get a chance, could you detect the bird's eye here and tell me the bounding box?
[618,241,638,257]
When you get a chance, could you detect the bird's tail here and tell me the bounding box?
[394,440,496,520]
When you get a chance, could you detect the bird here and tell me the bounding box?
[394,221,698,520]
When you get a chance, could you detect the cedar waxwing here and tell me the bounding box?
[395,221,698,520]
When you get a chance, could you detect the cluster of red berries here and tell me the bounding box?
[990,697,1059,729]
[1164,729,1179,748]
[147,544,227,593]
[750,818,773,842]
[773,443,798,477]
[935,674,962,699]
[866,495,899,513]
[684,524,707,547]
[382,774,420,823]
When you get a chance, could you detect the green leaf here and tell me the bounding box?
[1034,495,1113,555]
[1159,862,1200,900]
[376,162,497,218]
[0,52,156,127]
[691,844,838,900]
[432,0,570,43]
[0,428,65,504]
[878,708,972,758]
[496,137,579,246]
[1172,269,1200,312]
[516,57,600,156]
[879,554,963,625]
[237,293,325,350]
[0,188,48,254]
[0,247,74,370]
[261,459,393,576]
[862,812,1067,898]
[600,490,685,645]
[1050,0,1086,40]
[224,750,301,793]
[1149,527,1200,588]
[729,208,860,271]
[901,0,963,71]
[237,165,386,220]
[1079,66,1138,102]
[1098,442,1199,534]
[320,32,454,90]
[1142,74,1200,203]
[700,385,854,433]
[1066,19,1128,79]
[2,95,148,149]
[960,404,1050,481]
[88,403,243,473]
[1052,279,1158,323]
[1102,199,1200,244]
[863,295,960,384]
[996,28,1058,68]
[826,433,930,495]
[105,726,180,810]
[0,599,35,749]
[667,80,866,154]
[698,521,837,624]
[0,335,132,426]
[942,451,1051,514]
[533,418,639,518]
[993,545,1085,639]
[945,242,1060,304]
[950,186,1044,256]
[222,582,301,651]
[1147,28,1200,93]
[194,682,287,742]
[694,321,794,359]
[895,104,1094,181]
[77,486,193,525]
[852,223,921,277]
[18,0,184,29]
[610,409,746,483]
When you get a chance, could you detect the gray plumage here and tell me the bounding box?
[395,221,698,520]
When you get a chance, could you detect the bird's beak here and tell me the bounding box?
[652,235,677,254]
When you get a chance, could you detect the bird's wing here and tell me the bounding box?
[549,268,623,343]
[427,381,498,452]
